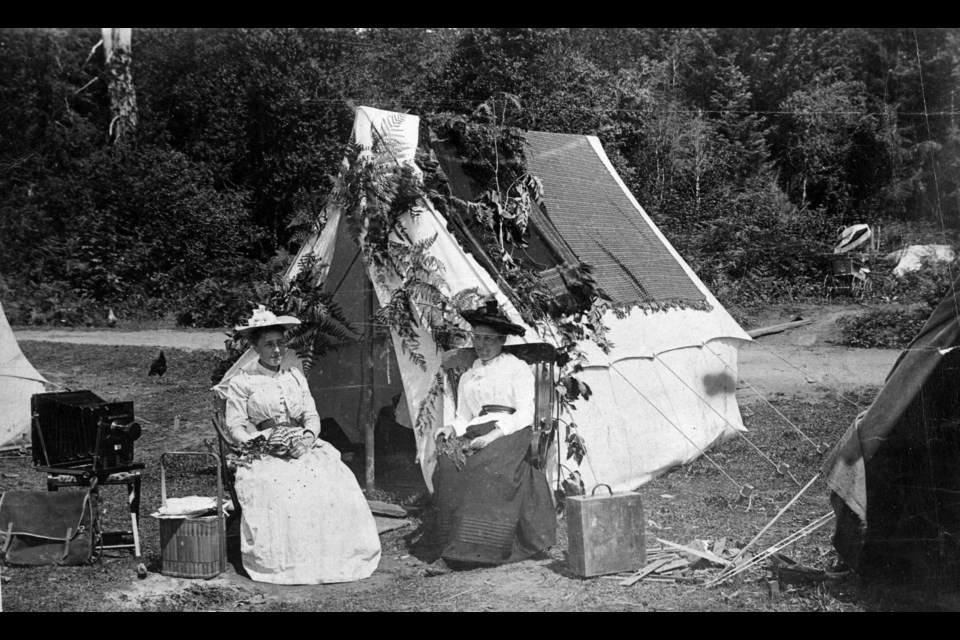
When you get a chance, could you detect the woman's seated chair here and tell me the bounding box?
[440,342,557,469]
[211,399,242,526]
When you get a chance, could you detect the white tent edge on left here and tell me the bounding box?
[0,301,48,448]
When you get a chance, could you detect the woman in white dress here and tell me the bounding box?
[220,307,381,585]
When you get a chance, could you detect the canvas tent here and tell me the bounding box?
[216,106,752,494]
[0,301,48,449]
[823,274,960,579]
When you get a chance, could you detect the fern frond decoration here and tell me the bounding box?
[376,112,409,143]
[266,252,361,375]
[414,371,445,437]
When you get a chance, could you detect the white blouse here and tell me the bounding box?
[224,360,321,445]
[450,352,535,437]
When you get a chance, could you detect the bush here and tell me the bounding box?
[836,308,930,349]
[876,219,960,252]
[683,185,836,308]
[175,275,274,329]
[875,257,958,307]
[834,255,956,348]
[1,279,102,326]
[0,143,271,326]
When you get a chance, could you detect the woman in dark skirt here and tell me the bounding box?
[427,300,556,574]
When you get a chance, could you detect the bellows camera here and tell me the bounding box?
[31,391,141,471]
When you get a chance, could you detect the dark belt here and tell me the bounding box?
[255,418,302,431]
[479,405,515,416]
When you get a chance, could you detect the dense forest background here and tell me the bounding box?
[2,27,959,328]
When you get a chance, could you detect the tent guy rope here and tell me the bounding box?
[654,354,801,486]
[707,347,825,452]
[608,363,746,493]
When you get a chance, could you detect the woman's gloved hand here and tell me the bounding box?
[470,427,504,450]
[435,424,454,443]
[267,425,306,458]
[288,439,307,459]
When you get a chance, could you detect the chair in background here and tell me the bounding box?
[439,342,558,469]
[824,253,872,299]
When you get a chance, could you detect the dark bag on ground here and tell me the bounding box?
[0,489,100,566]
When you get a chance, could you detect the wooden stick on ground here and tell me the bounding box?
[655,538,732,567]
[620,557,672,586]
[729,473,820,565]
[707,511,835,588]
[746,318,813,338]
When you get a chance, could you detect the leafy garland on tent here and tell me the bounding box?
[328,132,477,438]
[279,98,615,485]
[418,95,618,469]
[333,133,472,366]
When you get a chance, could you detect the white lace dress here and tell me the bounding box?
[223,361,381,584]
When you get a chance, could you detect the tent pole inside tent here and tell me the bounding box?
[363,279,376,490]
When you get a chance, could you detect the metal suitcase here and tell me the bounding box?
[566,484,645,578]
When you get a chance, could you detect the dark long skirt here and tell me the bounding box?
[432,422,557,565]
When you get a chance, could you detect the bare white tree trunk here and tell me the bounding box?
[102,28,138,143]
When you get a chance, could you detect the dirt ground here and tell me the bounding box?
[2,302,942,612]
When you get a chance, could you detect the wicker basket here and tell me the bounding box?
[158,452,226,579]
[159,514,225,579]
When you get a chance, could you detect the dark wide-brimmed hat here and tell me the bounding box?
[460,298,526,337]
[233,305,301,338]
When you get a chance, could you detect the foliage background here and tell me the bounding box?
[2,27,960,327]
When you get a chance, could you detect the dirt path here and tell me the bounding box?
[737,341,898,404]
[735,304,901,402]
[13,327,230,351]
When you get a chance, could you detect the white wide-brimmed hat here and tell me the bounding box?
[233,305,301,338]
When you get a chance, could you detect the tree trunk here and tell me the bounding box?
[102,28,138,144]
